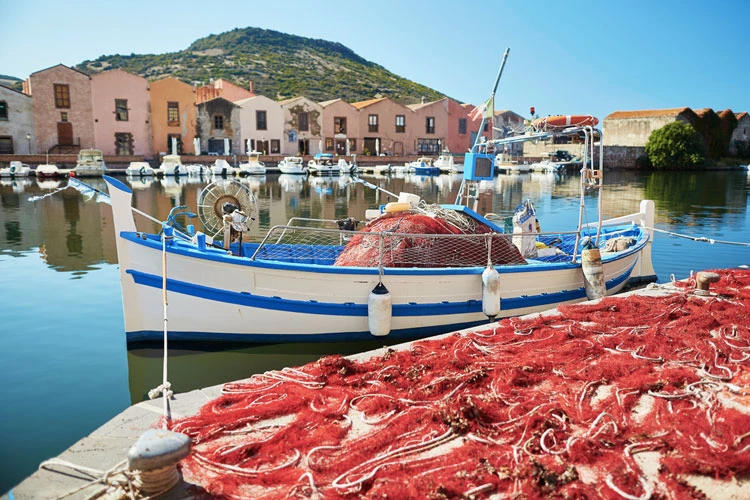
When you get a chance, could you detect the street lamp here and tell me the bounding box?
[26,133,31,154]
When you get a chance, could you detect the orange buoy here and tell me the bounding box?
[532,115,599,130]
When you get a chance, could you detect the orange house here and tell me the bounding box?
[150,77,197,156]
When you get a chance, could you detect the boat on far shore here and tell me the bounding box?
[0,161,31,177]
[73,149,106,177]
[434,151,464,173]
[278,156,307,175]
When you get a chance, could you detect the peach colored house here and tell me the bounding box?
[236,95,284,154]
[408,98,450,155]
[279,97,322,156]
[24,64,94,154]
[319,99,360,156]
[351,98,414,156]
[91,69,152,156]
[461,103,493,150]
[150,77,197,156]
[196,78,255,104]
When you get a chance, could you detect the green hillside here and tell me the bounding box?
[74,26,446,104]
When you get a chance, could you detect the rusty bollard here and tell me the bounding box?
[695,271,720,296]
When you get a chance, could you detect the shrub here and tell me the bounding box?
[645,121,706,170]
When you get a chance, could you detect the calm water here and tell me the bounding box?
[1,169,749,492]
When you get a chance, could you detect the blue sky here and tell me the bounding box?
[1,0,747,121]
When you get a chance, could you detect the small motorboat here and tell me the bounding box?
[73,149,107,177]
[238,151,266,175]
[1,161,32,177]
[278,156,307,175]
[157,154,186,176]
[407,157,440,175]
[125,161,155,177]
[308,153,339,175]
[35,163,60,178]
[186,163,210,177]
[337,158,357,174]
[210,159,239,177]
[434,152,464,173]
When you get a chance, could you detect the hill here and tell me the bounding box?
[74,27,446,105]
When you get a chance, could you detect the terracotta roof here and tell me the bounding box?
[29,63,91,79]
[278,96,305,105]
[735,112,748,120]
[605,108,692,119]
[351,98,386,109]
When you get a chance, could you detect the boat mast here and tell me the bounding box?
[471,48,510,153]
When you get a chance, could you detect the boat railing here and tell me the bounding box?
[248,224,624,268]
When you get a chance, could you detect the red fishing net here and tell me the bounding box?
[169,269,750,498]
[334,210,526,268]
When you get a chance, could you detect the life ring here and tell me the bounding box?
[385,202,411,213]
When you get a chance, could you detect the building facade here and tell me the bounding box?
[602,108,699,146]
[24,64,95,154]
[196,97,242,155]
[408,98,450,155]
[150,77,197,156]
[236,95,284,155]
[730,112,750,157]
[91,69,152,156]
[319,99,360,156]
[352,98,415,156]
[279,97,323,155]
[0,84,35,154]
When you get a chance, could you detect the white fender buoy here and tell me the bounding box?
[482,266,501,319]
[368,282,392,336]
[582,247,605,300]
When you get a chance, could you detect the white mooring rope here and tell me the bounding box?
[645,226,750,247]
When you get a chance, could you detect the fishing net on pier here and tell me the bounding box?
[334,207,527,268]
[169,268,750,499]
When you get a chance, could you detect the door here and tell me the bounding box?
[363,138,377,156]
[298,139,309,155]
[58,122,73,146]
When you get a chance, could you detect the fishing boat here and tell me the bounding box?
[0,161,32,177]
[101,49,657,344]
[407,157,440,175]
[278,156,307,175]
[307,153,339,175]
[238,151,266,175]
[125,161,155,177]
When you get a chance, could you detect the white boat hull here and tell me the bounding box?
[104,176,656,343]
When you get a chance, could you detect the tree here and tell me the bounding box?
[645,121,706,170]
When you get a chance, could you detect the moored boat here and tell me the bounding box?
[0,161,32,177]
[407,157,440,175]
[157,154,186,176]
[125,161,155,177]
[308,153,339,175]
[278,156,307,175]
[35,163,60,178]
[434,152,463,173]
[209,159,238,177]
[72,149,107,177]
[238,151,266,175]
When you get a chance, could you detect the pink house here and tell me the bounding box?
[91,69,152,156]
[319,99,360,155]
[407,98,450,155]
[24,64,94,154]
[351,98,415,156]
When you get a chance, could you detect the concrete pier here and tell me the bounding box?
[4,279,750,499]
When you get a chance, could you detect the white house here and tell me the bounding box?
[236,95,284,155]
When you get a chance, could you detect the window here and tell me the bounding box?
[395,115,405,133]
[114,132,133,155]
[368,114,378,133]
[167,134,183,154]
[334,117,347,134]
[483,122,489,132]
[60,112,68,122]
[54,84,70,108]
[349,139,357,152]
[115,99,129,121]
[458,118,467,135]
[0,136,13,154]
[426,117,435,134]
[167,102,179,125]
[214,114,224,130]
[417,138,440,154]
[0,101,7,121]
[256,110,267,130]
[298,112,309,132]
[325,138,334,151]
[271,139,280,154]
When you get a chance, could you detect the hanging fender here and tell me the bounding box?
[481,266,501,319]
[368,282,392,336]
[582,247,605,300]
